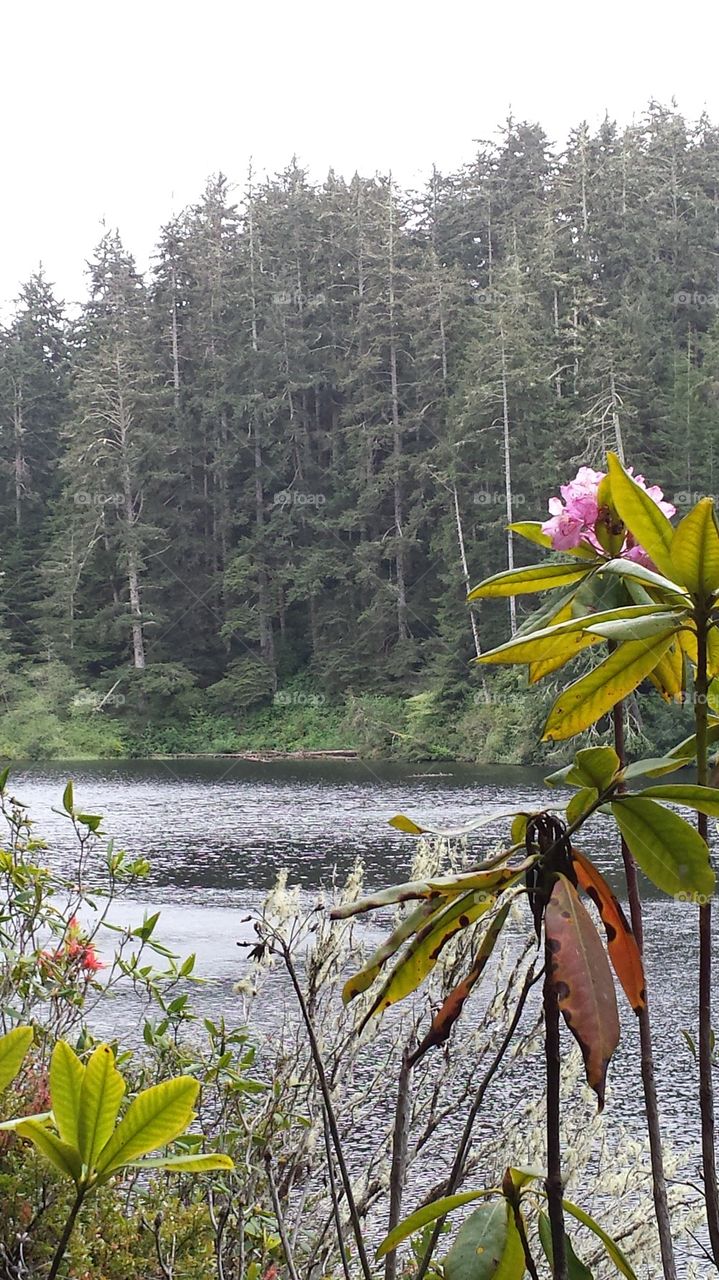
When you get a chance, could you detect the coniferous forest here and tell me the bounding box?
[4,102,719,759]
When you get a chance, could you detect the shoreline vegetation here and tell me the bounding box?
[0,667,696,764]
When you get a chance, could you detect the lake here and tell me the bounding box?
[3,756,713,1264]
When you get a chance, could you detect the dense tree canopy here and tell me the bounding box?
[2,103,719,729]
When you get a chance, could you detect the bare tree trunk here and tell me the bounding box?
[452,484,481,660]
[499,326,516,634]
[686,329,693,497]
[248,173,276,676]
[116,352,146,670]
[609,366,625,464]
[170,266,181,418]
[388,178,409,642]
[13,381,24,531]
[553,289,562,399]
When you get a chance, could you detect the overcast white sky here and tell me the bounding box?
[2,0,718,309]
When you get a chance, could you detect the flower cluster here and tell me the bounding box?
[40,916,104,979]
[541,465,675,564]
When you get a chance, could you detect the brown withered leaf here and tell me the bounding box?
[546,874,620,1109]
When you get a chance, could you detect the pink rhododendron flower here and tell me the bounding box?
[541,466,675,565]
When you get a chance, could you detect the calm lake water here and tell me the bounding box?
[5,757,714,1269]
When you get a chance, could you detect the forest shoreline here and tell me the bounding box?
[0,672,694,764]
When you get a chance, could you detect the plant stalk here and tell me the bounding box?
[695,612,719,1266]
[544,930,567,1280]
[414,960,538,1280]
[279,937,374,1280]
[48,1188,85,1280]
[613,697,677,1279]
[386,1047,413,1280]
[514,1203,540,1280]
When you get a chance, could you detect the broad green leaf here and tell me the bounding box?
[62,780,74,814]
[546,747,619,792]
[477,605,669,667]
[129,1152,234,1172]
[622,755,693,780]
[606,452,676,578]
[510,813,529,844]
[543,635,675,742]
[611,797,715,899]
[377,1189,495,1257]
[567,787,598,826]
[670,498,719,595]
[95,1076,199,1175]
[562,1197,639,1279]
[444,1201,524,1280]
[508,521,597,560]
[571,746,621,791]
[587,610,686,642]
[513,583,584,637]
[342,899,439,1003]
[0,1026,33,1095]
[545,875,620,1109]
[638,784,719,818]
[49,1040,84,1148]
[17,1119,83,1183]
[468,561,590,600]
[78,1043,125,1168]
[597,557,687,603]
[538,1211,594,1279]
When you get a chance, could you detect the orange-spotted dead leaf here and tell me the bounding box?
[571,848,645,1014]
[545,874,620,1109]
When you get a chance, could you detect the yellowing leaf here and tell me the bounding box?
[606,452,676,578]
[130,1153,234,1172]
[360,888,498,1026]
[78,1044,125,1169]
[508,521,597,560]
[341,899,438,1003]
[17,1120,83,1184]
[388,815,424,834]
[95,1077,199,1176]
[0,1027,33,1095]
[49,1040,84,1149]
[670,498,719,596]
[410,902,512,1058]
[545,875,620,1109]
[478,605,667,667]
[647,637,685,702]
[468,561,590,600]
[542,634,675,742]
